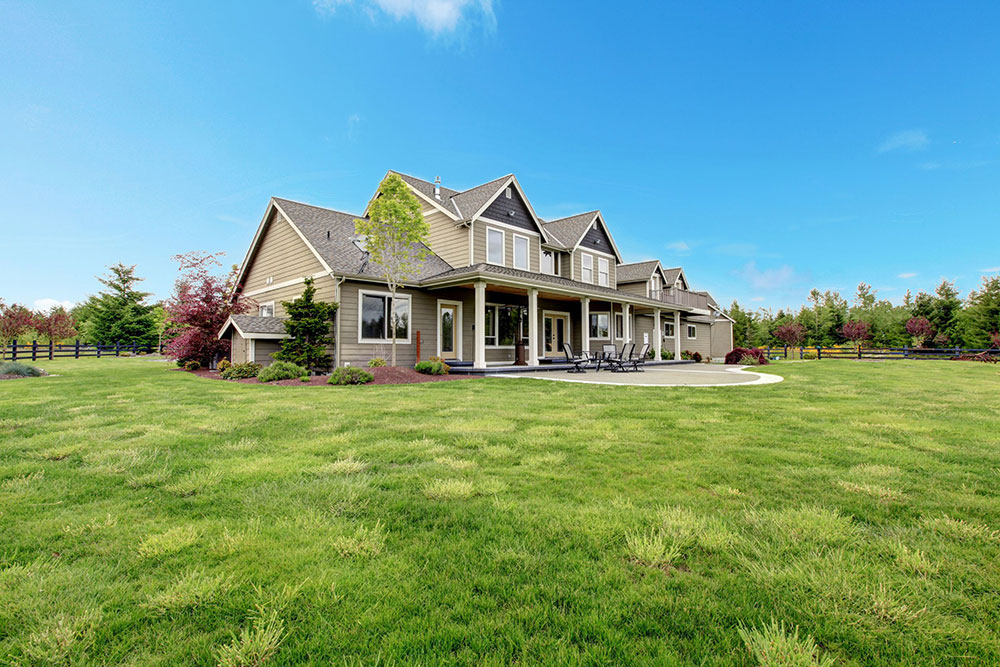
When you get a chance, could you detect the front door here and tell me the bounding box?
[439,303,460,360]
[543,313,569,357]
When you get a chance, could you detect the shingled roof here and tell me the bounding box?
[616,260,662,284]
[230,315,287,335]
[272,198,453,282]
[540,211,599,250]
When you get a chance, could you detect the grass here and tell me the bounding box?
[1,357,999,664]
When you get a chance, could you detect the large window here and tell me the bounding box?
[485,304,528,347]
[589,312,610,339]
[513,234,529,270]
[487,227,504,265]
[581,253,594,283]
[598,257,609,287]
[359,291,410,342]
[541,250,557,275]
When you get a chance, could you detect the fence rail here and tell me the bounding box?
[2,340,157,362]
[758,345,1000,361]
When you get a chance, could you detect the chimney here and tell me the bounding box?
[434,176,441,200]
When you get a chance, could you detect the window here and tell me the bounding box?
[614,313,624,339]
[487,227,504,265]
[485,304,528,347]
[505,186,512,199]
[541,250,556,275]
[650,274,661,298]
[589,312,610,339]
[687,325,697,339]
[581,253,594,283]
[513,234,529,270]
[598,257,609,287]
[665,322,675,337]
[258,302,274,317]
[359,291,410,342]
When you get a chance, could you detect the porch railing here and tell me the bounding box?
[649,287,711,311]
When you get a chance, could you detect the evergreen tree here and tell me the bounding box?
[726,300,754,347]
[81,263,158,346]
[272,278,338,372]
[930,280,963,346]
[961,276,1000,348]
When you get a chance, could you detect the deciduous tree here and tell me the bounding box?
[353,174,429,366]
[905,317,934,348]
[32,307,77,357]
[0,301,35,360]
[773,322,806,347]
[841,319,871,353]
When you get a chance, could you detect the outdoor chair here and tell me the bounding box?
[598,344,619,372]
[606,343,633,372]
[562,343,591,373]
[628,343,650,372]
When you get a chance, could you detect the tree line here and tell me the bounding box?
[727,277,1000,350]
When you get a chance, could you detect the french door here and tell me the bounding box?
[543,313,569,357]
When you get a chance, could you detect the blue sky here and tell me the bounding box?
[2,1,999,313]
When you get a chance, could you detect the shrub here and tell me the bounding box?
[367,357,387,368]
[220,362,261,380]
[725,347,769,365]
[681,350,694,360]
[257,361,307,383]
[0,361,44,377]
[428,356,451,372]
[328,367,373,385]
[739,354,760,366]
[300,376,310,382]
[691,351,702,362]
[217,359,232,373]
[415,360,448,375]
[184,360,201,372]
[802,350,818,360]
[661,349,674,360]
[120,351,131,357]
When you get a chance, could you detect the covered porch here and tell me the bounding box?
[424,274,689,372]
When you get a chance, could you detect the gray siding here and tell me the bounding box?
[711,319,734,359]
[424,207,467,268]
[570,248,617,289]
[680,319,712,359]
[481,186,538,234]
[579,219,614,255]
[471,220,541,273]
[252,340,282,365]
[242,211,328,306]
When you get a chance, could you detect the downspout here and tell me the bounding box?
[332,274,346,367]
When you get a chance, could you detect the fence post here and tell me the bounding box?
[75,339,80,359]
[131,343,136,355]
[817,346,821,360]
[784,345,788,360]
[903,345,908,359]
[115,341,120,357]
[97,343,101,358]
[49,340,54,361]
[11,340,16,361]
[32,340,37,361]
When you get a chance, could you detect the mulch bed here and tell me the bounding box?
[186,366,479,386]
[0,374,28,381]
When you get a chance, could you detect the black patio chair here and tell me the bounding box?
[628,343,650,372]
[599,343,619,372]
[562,343,591,373]
[608,343,633,372]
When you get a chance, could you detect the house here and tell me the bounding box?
[218,171,734,370]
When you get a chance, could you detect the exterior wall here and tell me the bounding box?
[251,340,282,365]
[680,319,712,359]
[481,186,537,233]
[471,220,541,273]
[617,280,649,298]
[424,206,468,268]
[249,279,337,319]
[230,332,249,364]
[242,211,327,310]
[711,319,734,359]
[569,248,617,289]
[579,220,614,255]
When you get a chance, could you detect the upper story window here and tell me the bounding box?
[581,253,594,283]
[541,250,556,275]
[513,234,529,270]
[650,274,661,297]
[258,302,274,318]
[598,257,609,287]
[505,187,512,199]
[487,227,504,265]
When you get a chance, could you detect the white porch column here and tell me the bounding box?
[654,308,662,360]
[624,304,631,344]
[673,310,682,360]
[474,281,487,369]
[528,288,539,366]
[581,297,590,353]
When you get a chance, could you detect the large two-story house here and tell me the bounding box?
[218,171,734,370]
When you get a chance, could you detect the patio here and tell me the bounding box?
[499,364,783,387]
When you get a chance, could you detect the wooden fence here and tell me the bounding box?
[759,345,1000,361]
[2,340,157,361]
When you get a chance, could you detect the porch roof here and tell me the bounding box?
[420,263,708,313]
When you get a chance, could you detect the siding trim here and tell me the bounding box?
[244,272,330,297]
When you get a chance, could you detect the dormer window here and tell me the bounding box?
[505,187,512,199]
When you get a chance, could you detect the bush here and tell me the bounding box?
[415,360,448,375]
[367,357,387,368]
[0,361,44,377]
[184,360,201,372]
[692,351,702,362]
[661,349,674,360]
[257,361,307,383]
[802,350,818,360]
[681,350,694,360]
[328,367,373,385]
[725,347,769,365]
[739,354,760,366]
[300,376,310,382]
[217,359,232,373]
[428,356,451,372]
[220,362,261,380]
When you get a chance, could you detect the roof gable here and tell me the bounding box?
[616,260,662,284]
[541,211,622,262]
[479,179,542,234]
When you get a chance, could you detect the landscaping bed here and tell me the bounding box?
[188,366,479,385]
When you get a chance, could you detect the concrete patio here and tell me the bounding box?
[498,364,783,387]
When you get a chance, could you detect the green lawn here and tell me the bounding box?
[2,358,999,665]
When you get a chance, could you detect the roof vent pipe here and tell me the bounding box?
[434,176,441,200]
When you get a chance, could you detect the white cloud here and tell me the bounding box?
[878,129,929,153]
[34,298,74,312]
[898,272,917,279]
[981,267,1000,273]
[665,241,689,252]
[313,0,494,35]
[736,262,802,290]
[751,296,765,302]
[918,159,990,171]
[346,112,361,140]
